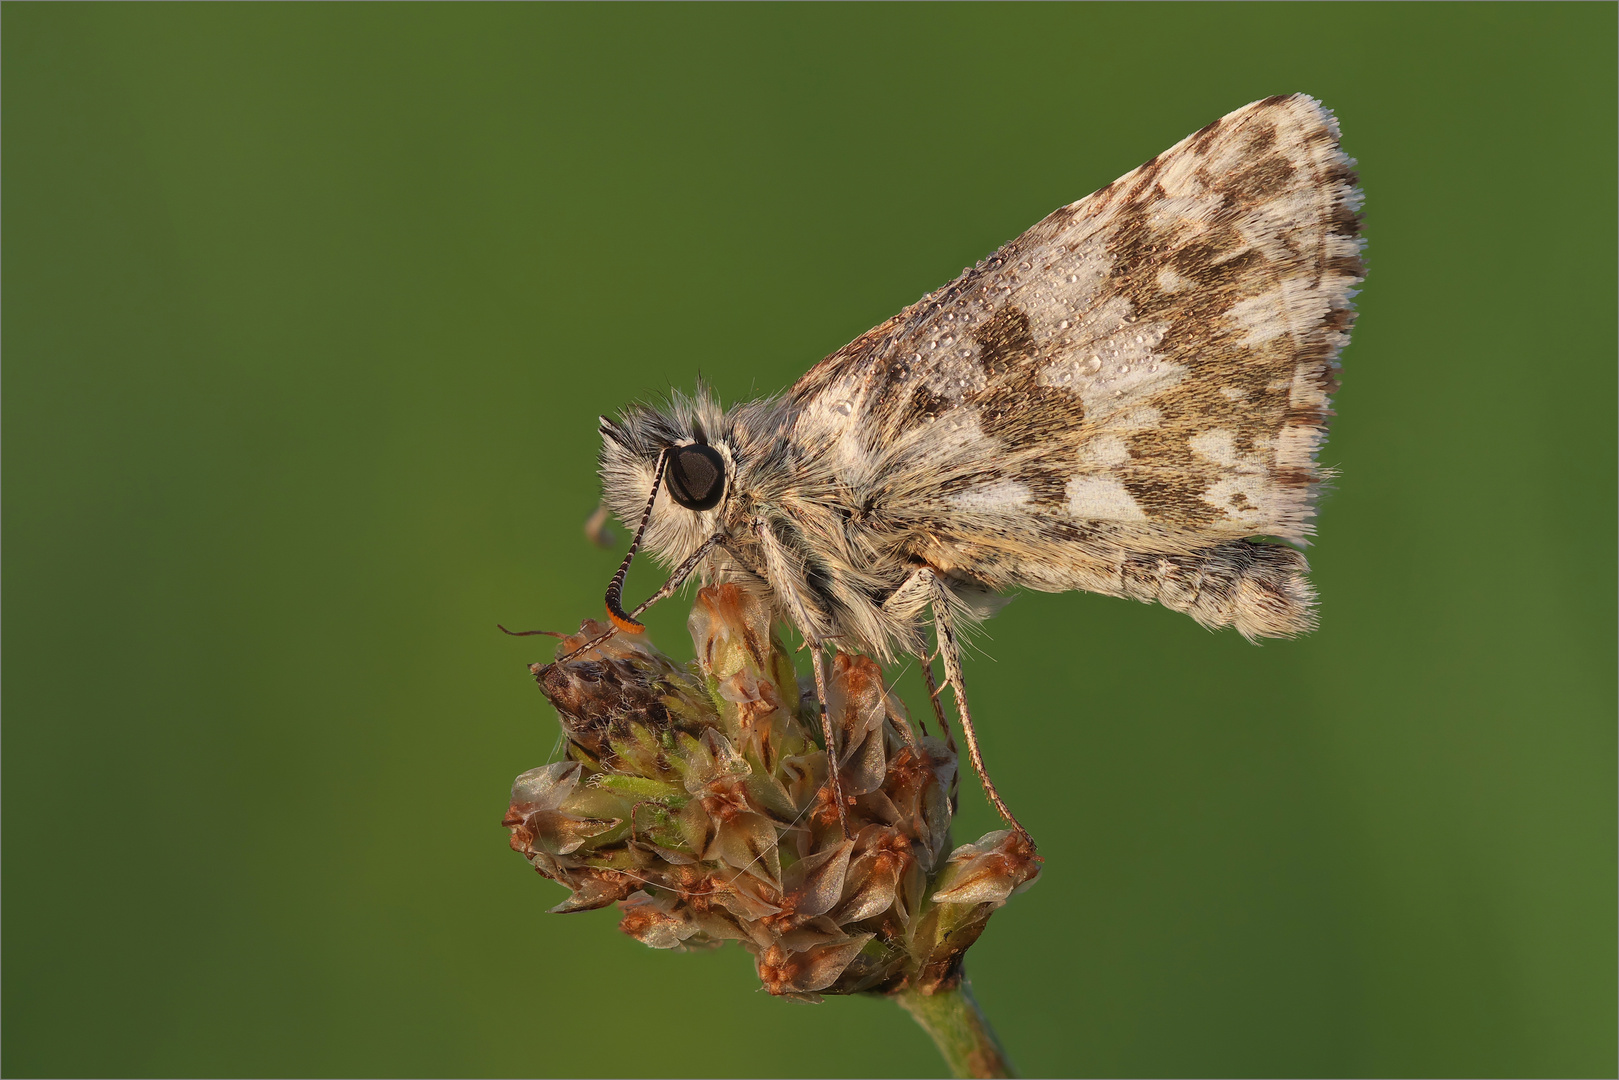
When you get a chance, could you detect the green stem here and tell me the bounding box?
[894,977,1015,1079]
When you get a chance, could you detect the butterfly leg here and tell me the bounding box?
[752,517,850,835]
[553,532,726,666]
[808,646,854,835]
[920,656,960,812]
[882,566,962,806]
[926,572,1031,841]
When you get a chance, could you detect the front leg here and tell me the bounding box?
[753,517,850,835]
[551,532,727,666]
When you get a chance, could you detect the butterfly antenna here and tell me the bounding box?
[497,625,566,638]
[604,447,670,634]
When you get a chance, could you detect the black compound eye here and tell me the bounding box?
[666,444,726,511]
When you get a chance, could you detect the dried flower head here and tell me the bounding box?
[504,584,1039,1000]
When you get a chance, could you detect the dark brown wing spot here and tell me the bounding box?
[1227,153,1296,203]
[972,305,1035,379]
[898,383,952,428]
[1036,518,1096,544]
[1121,424,1225,527]
[1014,453,1078,507]
[979,380,1087,464]
[1242,122,1278,155]
[938,469,1005,496]
[1189,117,1224,151]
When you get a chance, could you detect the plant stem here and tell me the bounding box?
[894,977,1015,1079]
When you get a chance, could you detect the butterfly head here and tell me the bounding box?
[595,387,740,625]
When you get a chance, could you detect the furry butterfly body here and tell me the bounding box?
[592,94,1364,831]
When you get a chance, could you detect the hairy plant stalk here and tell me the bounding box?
[896,978,1014,1079]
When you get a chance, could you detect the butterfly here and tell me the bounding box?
[566,94,1363,840]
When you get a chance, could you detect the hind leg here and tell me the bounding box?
[888,565,1030,840]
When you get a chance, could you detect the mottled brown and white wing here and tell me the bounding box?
[785,94,1364,638]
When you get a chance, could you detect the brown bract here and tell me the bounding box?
[504,584,1041,999]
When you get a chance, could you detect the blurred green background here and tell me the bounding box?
[4,4,1614,1077]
